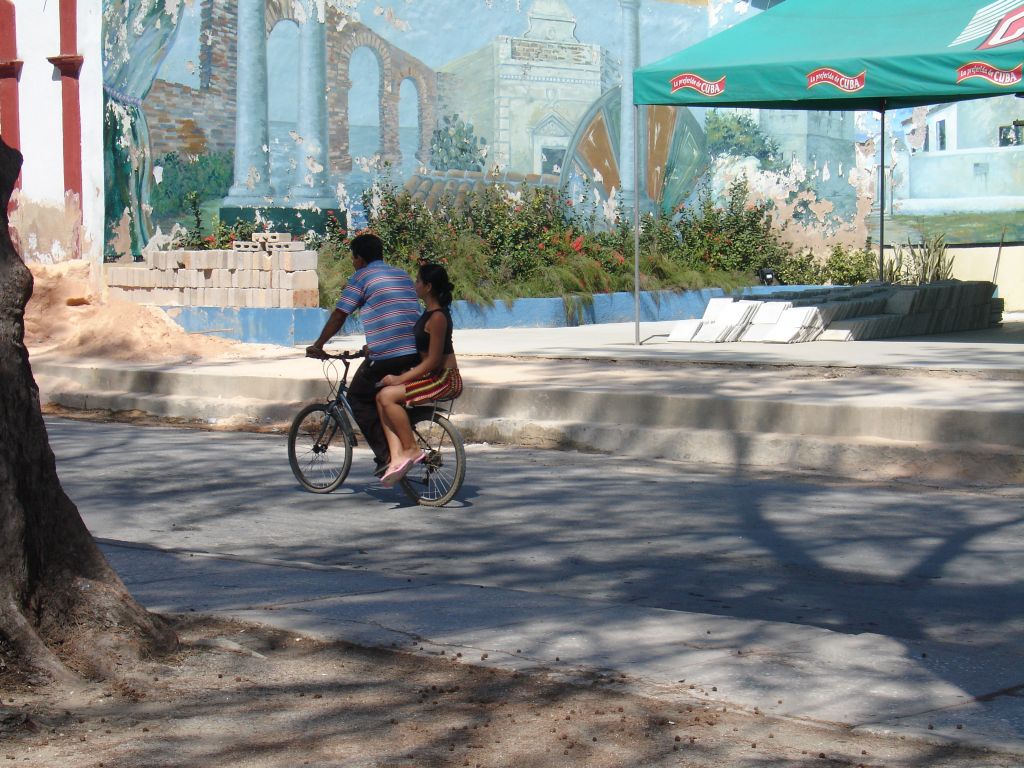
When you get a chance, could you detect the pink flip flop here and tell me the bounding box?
[380,458,414,488]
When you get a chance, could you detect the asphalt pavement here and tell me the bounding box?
[45,404,1024,759]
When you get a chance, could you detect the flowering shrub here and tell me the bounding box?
[171,191,256,251]
[315,174,879,309]
[676,178,790,273]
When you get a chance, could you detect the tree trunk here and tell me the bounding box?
[0,139,174,683]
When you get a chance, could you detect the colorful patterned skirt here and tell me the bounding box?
[404,368,463,406]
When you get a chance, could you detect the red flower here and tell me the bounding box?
[571,235,584,252]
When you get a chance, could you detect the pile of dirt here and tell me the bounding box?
[24,260,247,362]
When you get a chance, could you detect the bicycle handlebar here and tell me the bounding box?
[305,348,366,361]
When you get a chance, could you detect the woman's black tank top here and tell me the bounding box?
[413,308,454,355]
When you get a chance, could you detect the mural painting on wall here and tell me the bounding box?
[102,0,1024,260]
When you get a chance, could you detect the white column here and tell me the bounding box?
[288,0,336,208]
[618,0,641,210]
[224,0,272,206]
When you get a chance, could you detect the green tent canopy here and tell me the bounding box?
[633,0,1024,110]
[626,0,1023,343]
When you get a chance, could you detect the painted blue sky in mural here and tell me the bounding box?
[158,0,718,125]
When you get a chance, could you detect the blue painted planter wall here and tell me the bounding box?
[163,285,821,347]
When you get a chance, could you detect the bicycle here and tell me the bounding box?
[287,350,466,506]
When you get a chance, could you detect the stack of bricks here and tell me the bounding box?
[106,233,319,308]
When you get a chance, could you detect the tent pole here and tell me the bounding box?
[633,103,641,346]
[878,104,887,279]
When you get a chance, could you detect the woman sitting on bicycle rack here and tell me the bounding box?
[375,263,462,487]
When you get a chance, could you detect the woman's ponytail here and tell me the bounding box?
[419,263,454,307]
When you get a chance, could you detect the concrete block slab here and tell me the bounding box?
[663,319,704,342]
[278,250,318,271]
[751,301,791,324]
[252,232,292,244]
[293,289,319,308]
[267,241,307,253]
[739,324,774,342]
[692,321,726,342]
[818,327,855,341]
[702,297,735,322]
[284,270,319,291]
[776,307,818,329]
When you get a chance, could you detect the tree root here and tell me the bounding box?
[0,600,78,685]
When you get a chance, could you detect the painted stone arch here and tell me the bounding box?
[393,70,437,168]
[329,27,395,171]
[264,0,302,29]
[325,16,435,172]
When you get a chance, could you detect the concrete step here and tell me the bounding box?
[41,388,305,426]
[453,415,1024,485]
[457,382,1024,449]
[34,357,1024,486]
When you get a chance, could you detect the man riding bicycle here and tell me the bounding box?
[305,232,420,477]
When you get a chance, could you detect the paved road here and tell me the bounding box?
[50,417,1024,657]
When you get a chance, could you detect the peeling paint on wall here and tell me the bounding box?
[9,191,90,264]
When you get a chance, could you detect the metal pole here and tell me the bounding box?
[634,104,641,346]
[878,105,886,279]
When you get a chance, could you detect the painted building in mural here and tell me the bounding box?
[2,0,1022,267]
[437,0,618,177]
[896,95,1024,214]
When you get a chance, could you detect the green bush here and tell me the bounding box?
[821,245,878,285]
[171,191,259,252]
[676,178,791,275]
[775,249,821,286]
[896,234,954,284]
[327,175,787,304]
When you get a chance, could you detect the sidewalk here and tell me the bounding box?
[97,538,1024,757]
[33,315,1024,484]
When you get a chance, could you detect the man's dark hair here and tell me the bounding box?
[350,232,384,263]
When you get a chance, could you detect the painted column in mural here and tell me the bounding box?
[380,89,400,167]
[224,0,272,206]
[287,0,336,208]
[618,0,640,207]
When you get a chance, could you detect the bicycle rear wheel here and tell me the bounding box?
[400,412,466,506]
[288,403,354,493]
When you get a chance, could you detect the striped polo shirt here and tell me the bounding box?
[336,261,420,360]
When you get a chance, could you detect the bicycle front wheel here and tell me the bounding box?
[400,412,466,506]
[288,403,354,493]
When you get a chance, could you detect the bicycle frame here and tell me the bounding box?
[317,353,363,446]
